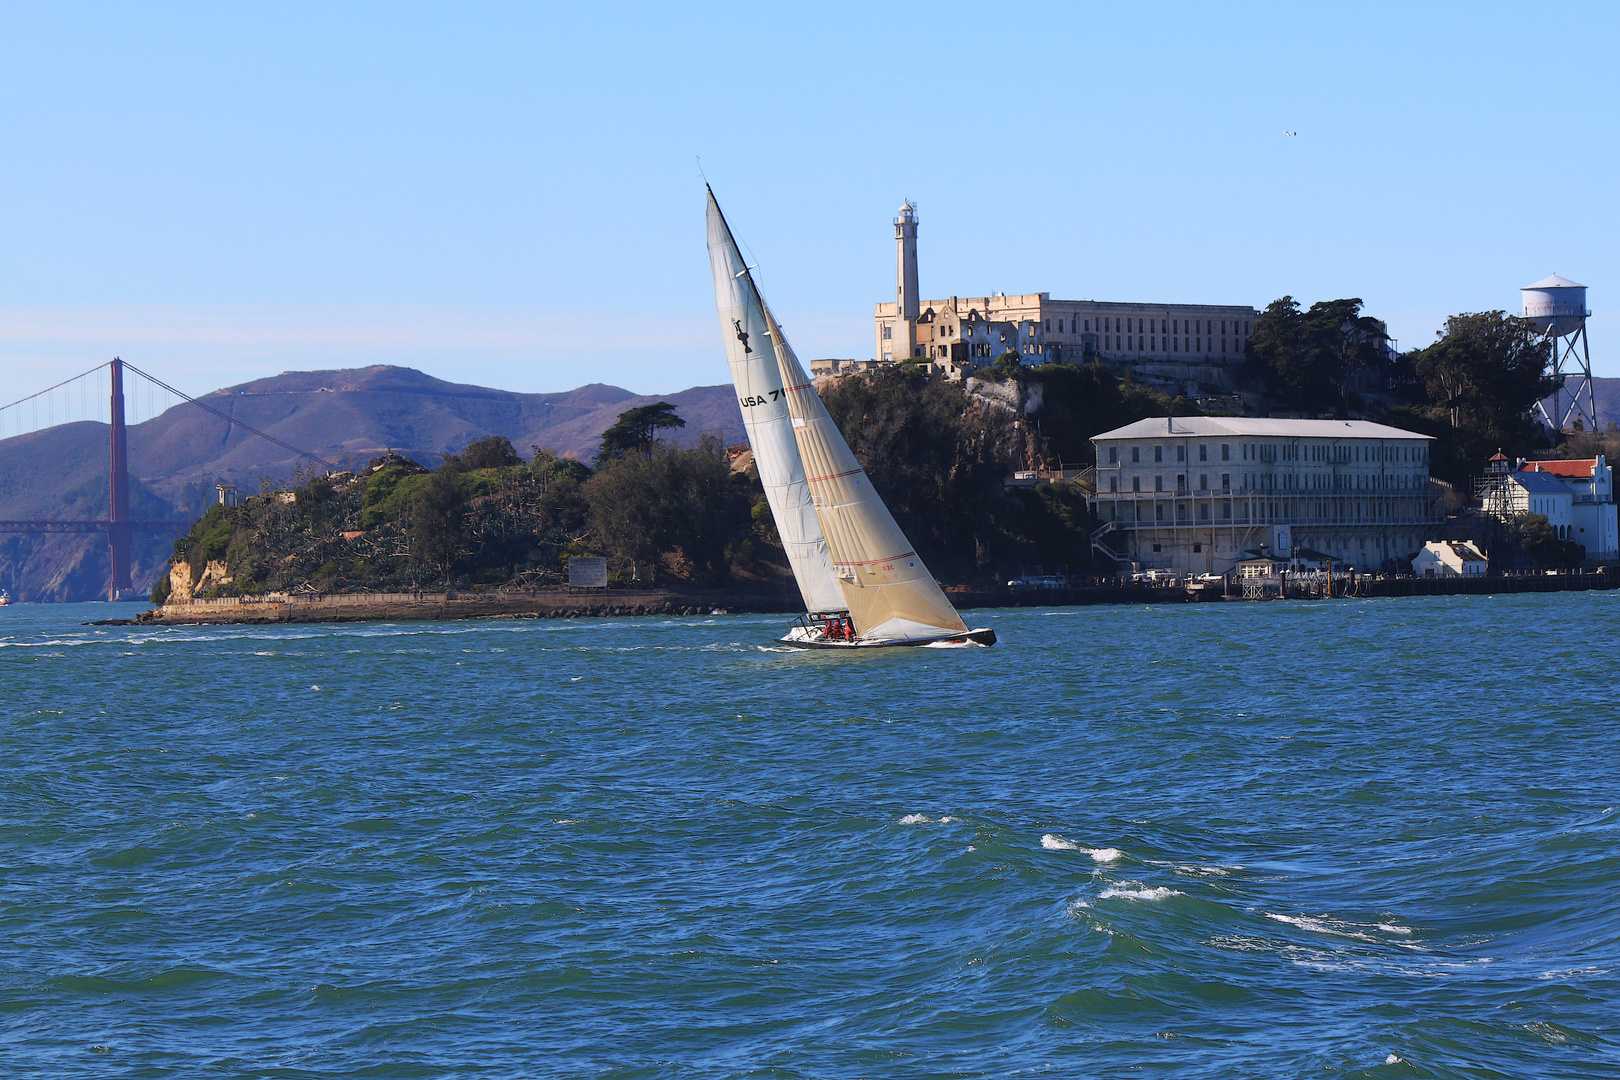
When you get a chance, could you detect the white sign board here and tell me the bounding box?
[568,556,608,588]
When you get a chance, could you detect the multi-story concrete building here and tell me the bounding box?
[872,203,1260,383]
[1090,416,1440,575]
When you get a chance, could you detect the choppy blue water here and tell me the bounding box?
[3,595,1619,1078]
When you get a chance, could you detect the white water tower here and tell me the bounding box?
[1522,274,1596,432]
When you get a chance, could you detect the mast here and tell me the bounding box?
[705,188,843,614]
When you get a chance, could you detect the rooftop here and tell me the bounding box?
[1521,458,1597,478]
[1508,471,1572,494]
[1092,416,1434,442]
[1523,274,1585,290]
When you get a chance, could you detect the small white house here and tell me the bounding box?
[1413,540,1488,578]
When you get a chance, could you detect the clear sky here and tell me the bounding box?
[3,1,1618,401]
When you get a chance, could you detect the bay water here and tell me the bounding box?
[3,594,1618,1078]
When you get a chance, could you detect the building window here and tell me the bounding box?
[1155,446,1163,463]
[1109,477,1118,493]
[1198,505,1209,520]
[1222,473,1230,490]
[1045,320,1050,331]
[1132,446,1140,463]
[1108,447,1118,464]
[1177,475,1188,492]
[1221,444,1230,461]
[1198,445,1207,462]
[1152,543,1162,552]
[1155,506,1164,521]
[881,325,892,340]
[1176,446,1186,462]
[1200,474,1208,490]
[1155,476,1164,492]
[1193,542,1203,551]
[1132,477,1141,492]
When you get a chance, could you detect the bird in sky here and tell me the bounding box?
[1284,130,1297,136]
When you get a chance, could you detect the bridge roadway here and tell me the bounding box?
[0,520,190,534]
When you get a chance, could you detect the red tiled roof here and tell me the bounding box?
[1489,452,1509,461]
[1521,458,1596,478]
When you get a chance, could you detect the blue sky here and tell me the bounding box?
[3,1,1618,401]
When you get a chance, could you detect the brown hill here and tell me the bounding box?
[0,366,743,602]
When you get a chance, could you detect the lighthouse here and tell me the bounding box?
[893,201,919,360]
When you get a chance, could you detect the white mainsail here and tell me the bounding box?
[761,304,971,642]
[705,189,843,615]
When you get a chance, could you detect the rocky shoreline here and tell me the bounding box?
[88,582,1191,627]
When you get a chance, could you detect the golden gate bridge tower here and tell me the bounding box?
[0,357,331,600]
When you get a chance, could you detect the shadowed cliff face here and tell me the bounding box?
[0,365,744,601]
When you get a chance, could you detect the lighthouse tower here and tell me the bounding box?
[894,201,919,359]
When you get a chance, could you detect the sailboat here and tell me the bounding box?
[705,188,996,649]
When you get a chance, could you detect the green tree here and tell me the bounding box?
[820,368,1016,574]
[411,465,469,582]
[449,435,522,470]
[1501,512,1584,569]
[991,350,1024,377]
[1409,311,1556,482]
[1022,361,1196,464]
[597,402,686,461]
[583,435,746,583]
[1246,296,1389,414]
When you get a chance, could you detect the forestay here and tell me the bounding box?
[705,190,843,615]
[762,305,969,642]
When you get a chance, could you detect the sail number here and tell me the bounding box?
[738,390,784,408]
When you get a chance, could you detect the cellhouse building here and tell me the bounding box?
[868,201,1260,383]
[1090,416,1443,575]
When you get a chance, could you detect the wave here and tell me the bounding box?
[1041,834,1123,862]
[1098,885,1183,901]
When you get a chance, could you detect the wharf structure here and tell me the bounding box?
[846,201,1260,385]
[1089,416,1441,576]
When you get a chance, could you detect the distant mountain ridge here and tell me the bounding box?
[0,365,744,601]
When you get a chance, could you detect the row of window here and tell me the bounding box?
[1063,317,1250,336]
[1127,502,1410,524]
[1112,444,1232,464]
[1106,442,1429,465]
[1102,501,1431,526]
[1106,472,1427,494]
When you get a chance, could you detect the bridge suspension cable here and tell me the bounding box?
[1,359,334,470]
[119,361,336,470]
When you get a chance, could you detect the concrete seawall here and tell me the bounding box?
[109,569,1620,627]
[131,588,806,626]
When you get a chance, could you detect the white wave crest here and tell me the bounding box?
[1098,885,1182,901]
[1041,834,1122,862]
[898,813,932,825]
[1267,912,1416,945]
